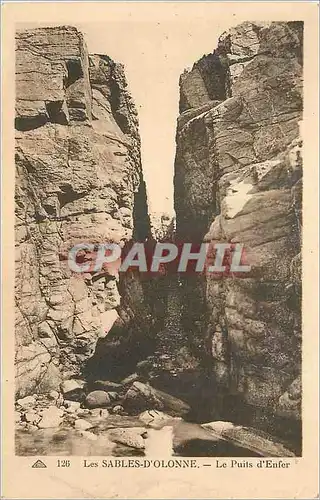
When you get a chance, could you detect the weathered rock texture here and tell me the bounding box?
[174,22,303,424]
[15,26,150,397]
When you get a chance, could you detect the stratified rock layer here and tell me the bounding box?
[15,26,149,397]
[174,22,303,423]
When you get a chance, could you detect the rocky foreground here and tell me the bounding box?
[16,376,295,457]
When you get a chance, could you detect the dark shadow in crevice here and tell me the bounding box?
[132,178,151,242]
[174,438,260,457]
[65,59,84,87]
[45,101,68,125]
[83,319,157,384]
[15,115,48,131]
[57,184,87,208]
[287,21,304,66]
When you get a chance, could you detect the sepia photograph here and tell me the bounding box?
[14,18,303,459]
[2,2,319,499]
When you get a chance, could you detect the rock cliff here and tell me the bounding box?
[15,26,150,397]
[174,22,303,427]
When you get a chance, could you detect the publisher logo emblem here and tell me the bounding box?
[32,459,47,469]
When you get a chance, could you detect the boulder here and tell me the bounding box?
[108,427,147,449]
[38,406,64,428]
[60,379,85,402]
[123,382,190,416]
[276,376,301,420]
[85,390,110,408]
[139,409,181,429]
[26,424,39,432]
[91,380,123,392]
[202,421,295,457]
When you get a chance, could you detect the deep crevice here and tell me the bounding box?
[132,178,152,241]
[65,58,84,87]
[15,114,48,131]
[57,184,87,208]
[45,101,68,125]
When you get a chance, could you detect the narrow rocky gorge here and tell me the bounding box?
[15,22,302,457]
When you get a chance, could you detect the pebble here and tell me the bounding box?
[74,419,93,431]
[112,405,124,415]
[90,408,109,419]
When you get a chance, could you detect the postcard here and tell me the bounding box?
[2,2,319,498]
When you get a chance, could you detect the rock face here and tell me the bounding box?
[174,22,303,424]
[15,26,150,398]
